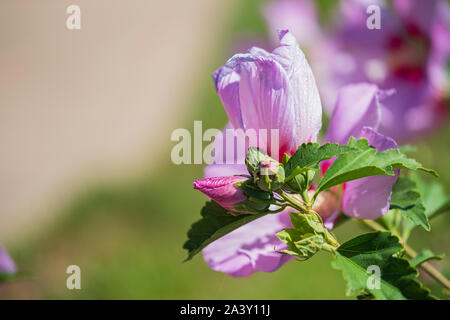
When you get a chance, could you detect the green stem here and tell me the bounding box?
[322,243,338,254]
[279,191,308,213]
[362,219,450,293]
[301,190,310,207]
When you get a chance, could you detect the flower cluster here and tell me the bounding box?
[194,30,401,277]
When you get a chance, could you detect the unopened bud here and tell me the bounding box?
[255,161,285,191]
[246,147,285,192]
[284,169,315,192]
[194,176,273,214]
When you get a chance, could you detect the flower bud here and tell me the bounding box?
[246,147,285,192]
[255,161,285,192]
[194,176,272,213]
[283,169,315,193]
[245,147,273,177]
[194,176,248,211]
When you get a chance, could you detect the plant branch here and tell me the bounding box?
[279,191,308,213]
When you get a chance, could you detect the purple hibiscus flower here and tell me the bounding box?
[194,31,400,277]
[264,0,450,143]
[323,83,399,221]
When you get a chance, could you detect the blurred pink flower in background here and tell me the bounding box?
[0,246,16,277]
[264,0,450,143]
[263,0,321,48]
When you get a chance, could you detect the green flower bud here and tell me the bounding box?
[233,179,273,214]
[255,161,285,192]
[245,147,272,176]
[283,169,316,193]
[245,147,285,192]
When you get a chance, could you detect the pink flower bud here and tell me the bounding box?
[193,176,248,211]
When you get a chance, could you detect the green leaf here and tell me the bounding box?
[332,231,435,300]
[389,176,430,231]
[402,175,449,236]
[337,231,403,261]
[415,175,449,220]
[284,142,355,180]
[276,211,338,260]
[315,138,438,196]
[183,201,268,261]
[234,180,273,213]
[410,249,444,267]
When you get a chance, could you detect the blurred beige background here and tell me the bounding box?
[0,0,232,241]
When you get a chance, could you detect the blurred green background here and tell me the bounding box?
[1,0,449,299]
